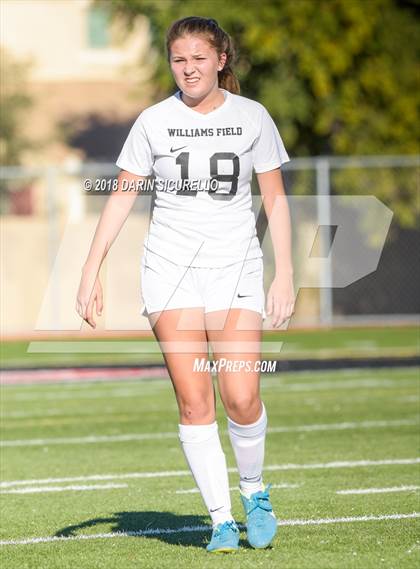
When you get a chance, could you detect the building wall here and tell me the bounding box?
[0,0,154,165]
[1,213,153,336]
[0,0,151,82]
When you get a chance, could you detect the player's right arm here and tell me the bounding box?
[75,169,146,328]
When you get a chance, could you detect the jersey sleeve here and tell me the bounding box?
[252,106,290,173]
[115,113,154,176]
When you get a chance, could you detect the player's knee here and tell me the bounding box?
[178,399,215,424]
[225,396,261,424]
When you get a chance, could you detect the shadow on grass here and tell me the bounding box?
[54,511,253,550]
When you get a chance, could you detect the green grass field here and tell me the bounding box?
[0,366,419,568]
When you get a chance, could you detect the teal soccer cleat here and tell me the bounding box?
[206,519,240,553]
[240,482,277,548]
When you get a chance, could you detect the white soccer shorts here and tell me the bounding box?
[140,248,266,319]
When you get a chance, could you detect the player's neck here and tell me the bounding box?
[180,88,225,115]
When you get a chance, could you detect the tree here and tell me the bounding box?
[103,0,419,227]
[0,48,35,166]
[0,48,39,214]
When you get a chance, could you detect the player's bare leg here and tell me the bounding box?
[205,307,263,425]
[206,307,277,548]
[149,307,235,533]
[149,307,215,424]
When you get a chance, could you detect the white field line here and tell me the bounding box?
[1,418,417,447]
[0,512,418,546]
[175,482,300,494]
[2,388,418,420]
[1,409,64,419]
[2,377,418,403]
[2,389,417,420]
[2,388,154,402]
[398,395,420,403]
[0,483,128,495]
[1,457,419,489]
[3,482,418,497]
[0,482,297,496]
[337,485,420,495]
[268,418,418,433]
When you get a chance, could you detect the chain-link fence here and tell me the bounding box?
[1,155,418,335]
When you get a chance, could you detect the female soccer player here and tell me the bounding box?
[76,16,295,553]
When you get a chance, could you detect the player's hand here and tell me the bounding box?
[75,269,103,329]
[266,273,295,328]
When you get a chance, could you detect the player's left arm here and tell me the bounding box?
[257,167,295,327]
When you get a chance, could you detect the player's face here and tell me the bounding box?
[169,35,226,100]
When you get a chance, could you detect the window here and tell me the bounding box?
[87,5,111,48]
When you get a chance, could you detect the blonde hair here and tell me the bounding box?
[166,16,240,94]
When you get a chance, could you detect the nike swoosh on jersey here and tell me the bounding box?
[237,293,252,298]
[170,145,188,153]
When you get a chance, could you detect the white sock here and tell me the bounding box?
[178,421,234,527]
[227,401,267,498]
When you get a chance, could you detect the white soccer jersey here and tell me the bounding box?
[116,88,290,267]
